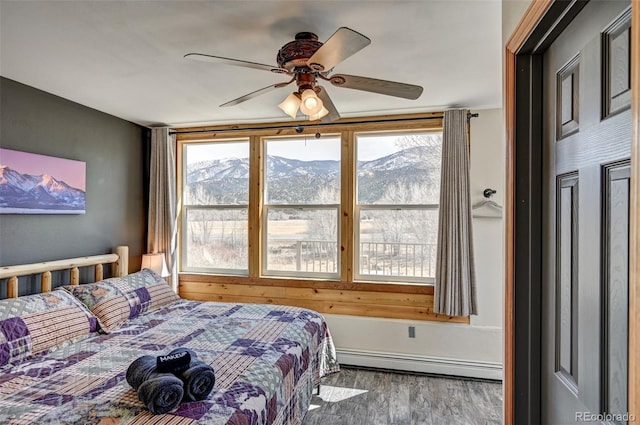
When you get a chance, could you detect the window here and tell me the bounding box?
[263,136,341,279]
[181,140,249,274]
[177,116,445,287]
[355,131,442,283]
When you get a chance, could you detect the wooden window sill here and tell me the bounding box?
[179,273,469,324]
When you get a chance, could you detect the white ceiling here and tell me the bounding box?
[0,1,503,128]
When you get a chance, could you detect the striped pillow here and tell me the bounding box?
[0,290,98,367]
[61,269,179,333]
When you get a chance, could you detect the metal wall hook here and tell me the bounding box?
[483,188,497,198]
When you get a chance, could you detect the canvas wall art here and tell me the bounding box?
[0,148,86,214]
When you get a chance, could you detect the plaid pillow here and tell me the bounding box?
[61,269,180,333]
[0,290,98,367]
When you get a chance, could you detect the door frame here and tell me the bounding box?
[504,1,640,423]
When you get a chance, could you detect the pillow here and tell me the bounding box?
[61,269,179,333]
[0,290,98,367]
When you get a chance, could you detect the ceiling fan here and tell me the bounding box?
[184,27,424,122]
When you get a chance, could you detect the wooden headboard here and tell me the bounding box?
[0,246,129,298]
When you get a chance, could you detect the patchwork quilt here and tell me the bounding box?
[0,299,339,424]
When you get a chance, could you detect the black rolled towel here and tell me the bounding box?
[169,348,216,401]
[157,350,191,374]
[126,355,184,414]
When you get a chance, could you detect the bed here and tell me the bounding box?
[0,246,339,424]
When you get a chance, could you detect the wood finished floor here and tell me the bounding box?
[302,367,502,425]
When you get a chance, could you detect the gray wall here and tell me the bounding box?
[0,77,146,282]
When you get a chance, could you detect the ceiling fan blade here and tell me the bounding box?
[307,27,371,72]
[329,74,423,100]
[220,80,293,107]
[316,86,341,123]
[184,53,289,74]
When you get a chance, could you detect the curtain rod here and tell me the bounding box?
[169,112,479,135]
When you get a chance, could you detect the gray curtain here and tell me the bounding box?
[148,127,178,290]
[434,109,477,316]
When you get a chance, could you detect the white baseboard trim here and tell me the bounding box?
[336,348,503,380]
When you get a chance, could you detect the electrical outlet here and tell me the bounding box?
[408,326,416,338]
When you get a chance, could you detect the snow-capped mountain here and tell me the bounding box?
[358,146,439,171]
[0,165,85,211]
[186,158,250,184]
[185,147,439,205]
[266,156,339,178]
[186,156,338,184]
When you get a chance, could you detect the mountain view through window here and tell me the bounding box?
[356,132,441,283]
[183,131,441,283]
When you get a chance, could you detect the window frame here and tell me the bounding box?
[180,138,250,276]
[353,129,443,284]
[354,204,439,284]
[261,134,342,280]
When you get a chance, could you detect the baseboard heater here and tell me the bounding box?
[335,348,503,381]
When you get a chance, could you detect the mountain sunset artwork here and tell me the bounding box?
[0,148,86,214]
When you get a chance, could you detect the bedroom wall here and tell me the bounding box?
[325,108,505,379]
[0,77,146,292]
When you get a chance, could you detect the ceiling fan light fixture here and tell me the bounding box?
[187,27,422,123]
[299,89,324,115]
[278,92,301,119]
[308,106,329,121]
